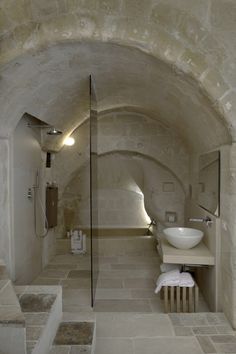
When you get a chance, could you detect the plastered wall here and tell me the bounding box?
[10,116,56,284]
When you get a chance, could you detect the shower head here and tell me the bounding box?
[47,127,63,135]
[27,123,63,135]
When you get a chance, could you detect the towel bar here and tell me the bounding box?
[161,281,199,313]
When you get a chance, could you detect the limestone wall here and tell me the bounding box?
[53,111,187,235]
[0,0,235,148]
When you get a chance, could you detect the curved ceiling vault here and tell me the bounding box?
[0,41,231,153]
[1,1,235,153]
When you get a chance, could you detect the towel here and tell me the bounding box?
[154,271,194,294]
[179,272,195,287]
[155,269,180,293]
[160,263,182,273]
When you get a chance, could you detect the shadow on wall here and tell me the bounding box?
[56,152,186,237]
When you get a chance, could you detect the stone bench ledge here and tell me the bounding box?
[0,262,25,327]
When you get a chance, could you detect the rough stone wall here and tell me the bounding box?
[1,0,236,143]
[0,140,11,273]
[53,111,189,193]
[59,152,185,233]
[53,111,187,235]
[220,144,236,327]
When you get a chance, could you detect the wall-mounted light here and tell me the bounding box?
[64,136,75,146]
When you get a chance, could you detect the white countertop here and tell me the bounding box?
[160,238,215,266]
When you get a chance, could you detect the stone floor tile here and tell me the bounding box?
[61,279,91,289]
[123,278,155,289]
[134,337,203,354]
[46,264,78,270]
[96,288,132,300]
[63,305,93,313]
[111,263,156,270]
[131,289,157,299]
[210,335,236,343]
[24,313,49,326]
[19,294,56,312]
[169,314,208,326]
[68,271,91,279]
[98,270,129,279]
[149,298,165,312]
[26,326,43,340]
[63,289,91,306]
[96,313,174,338]
[127,269,159,279]
[94,299,152,312]
[54,322,94,345]
[31,278,61,285]
[216,325,235,334]
[169,313,182,326]
[174,326,193,336]
[206,313,229,325]
[196,336,216,353]
[39,269,69,278]
[97,278,123,289]
[70,345,92,353]
[215,342,236,353]
[95,338,134,354]
[50,346,71,354]
[99,257,119,265]
[63,312,95,322]
[193,326,218,335]
[23,286,61,294]
[132,314,175,337]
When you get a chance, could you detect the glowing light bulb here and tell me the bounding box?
[64,136,75,146]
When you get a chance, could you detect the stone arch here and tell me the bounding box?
[0,2,235,145]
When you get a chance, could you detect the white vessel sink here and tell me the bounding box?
[163,227,204,250]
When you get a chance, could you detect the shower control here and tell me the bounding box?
[27,188,32,200]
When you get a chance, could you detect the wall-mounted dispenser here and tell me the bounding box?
[165,211,177,223]
[46,184,58,228]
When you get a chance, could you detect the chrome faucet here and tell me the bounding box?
[188,216,213,227]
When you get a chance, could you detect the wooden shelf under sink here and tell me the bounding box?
[160,238,215,266]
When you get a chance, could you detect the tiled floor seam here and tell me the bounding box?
[192,335,206,354]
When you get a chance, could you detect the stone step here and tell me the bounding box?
[97,235,156,256]
[50,312,96,354]
[15,285,62,354]
[57,235,156,256]
[56,228,152,255]
[0,261,26,354]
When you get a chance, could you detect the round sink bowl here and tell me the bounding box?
[163,227,204,250]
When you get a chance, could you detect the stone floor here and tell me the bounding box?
[32,248,209,313]
[50,312,236,354]
[33,236,236,354]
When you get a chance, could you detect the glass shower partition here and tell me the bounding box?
[90,75,99,307]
